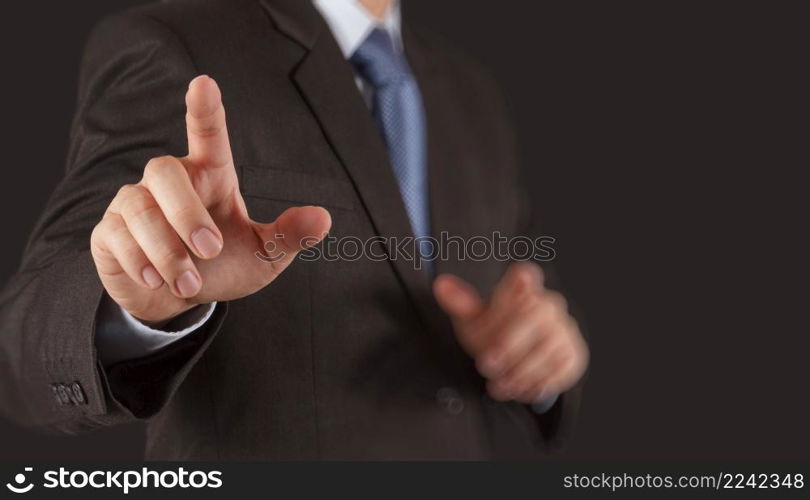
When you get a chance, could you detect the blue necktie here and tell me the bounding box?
[350,28,432,270]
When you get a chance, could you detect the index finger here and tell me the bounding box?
[185,75,233,169]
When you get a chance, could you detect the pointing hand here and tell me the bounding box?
[91,76,332,323]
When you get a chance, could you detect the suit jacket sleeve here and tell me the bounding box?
[0,11,226,434]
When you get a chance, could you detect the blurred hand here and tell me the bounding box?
[91,76,332,323]
[434,262,588,404]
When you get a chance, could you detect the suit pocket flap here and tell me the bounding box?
[240,166,358,210]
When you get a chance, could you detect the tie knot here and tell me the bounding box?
[350,28,411,88]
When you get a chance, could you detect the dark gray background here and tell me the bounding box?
[0,1,805,460]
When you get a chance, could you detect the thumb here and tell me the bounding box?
[433,274,485,322]
[253,206,332,280]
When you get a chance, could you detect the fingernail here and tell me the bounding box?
[142,266,163,289]
[192,228,222,259]
[176,270,202,297]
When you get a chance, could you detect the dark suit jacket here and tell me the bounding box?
[0,0,581,459]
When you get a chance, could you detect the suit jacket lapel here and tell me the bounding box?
[260,0,447,335]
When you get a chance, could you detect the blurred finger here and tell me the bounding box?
[498,341,568,399]
[476,296,555,377]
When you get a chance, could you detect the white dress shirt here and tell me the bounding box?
[314,0,402,57]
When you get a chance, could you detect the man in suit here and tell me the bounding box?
[0,0,588,459]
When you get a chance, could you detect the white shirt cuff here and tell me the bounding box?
[95,295,217,367]
[531,394,559,414]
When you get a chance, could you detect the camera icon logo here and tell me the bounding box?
[6,467,34,494]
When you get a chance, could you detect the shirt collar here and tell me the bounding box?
[313,0,402,58]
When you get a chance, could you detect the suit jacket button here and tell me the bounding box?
[70,382,86,405]
[50,384,64,405]
[436,387,465,415]
[56,384,72,405]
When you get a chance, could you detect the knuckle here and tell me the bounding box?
[518,362,541,385]
[120,192,159,222]
[90,215,121,251]
[143,156,183,185]
[493,337,519,361]
[120,242,145,264]
[104,216,129,238]
[193,121,226,138]
[515,380,534,397]
[90,224,107,258]
[532,293,566,323]
[555,360,576,384]
[129,204,164,226]
[107,226,132,250]
[116,183,145,204]
[556,348,575,367]
[115,183,140,202]
[154,244,190,270]
[171,202,205,227]
[543,334,566,355]
[502,372,524,391]
[143,156,181,181]
[188,107,226,136]
[517,293,544,315]
[529,303,549,325]
[90,220,107,247]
